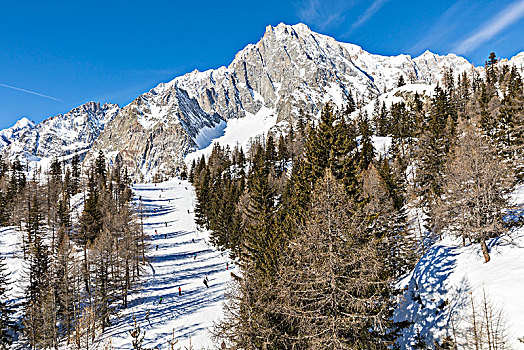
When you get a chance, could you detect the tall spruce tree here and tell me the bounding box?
[95,150,107,183]
[304,103,359,195]
[397,75,406,87]
[486,52,498,83]
[194,168,211,230]
[71,153,80,195]
[242,144,280,275]
[416,85,456,205]
[24,194,52,349]
[358,112,375,170]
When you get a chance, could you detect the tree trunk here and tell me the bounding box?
[481,238,490,263]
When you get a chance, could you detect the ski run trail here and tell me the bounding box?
[2,178,524,348]
[103,179,233,349]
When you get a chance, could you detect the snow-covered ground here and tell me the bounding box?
[352,83,436,120]
[0,226,26,323]
[2,178,523,349]
[102,179,233,349]
[0,180,231,350]
[186,108,278,165]
[396,186,524,348]
[396,233,524,348]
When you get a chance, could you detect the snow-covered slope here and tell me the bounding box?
[102,180,233,349]
[353,83,436,118]
[343,45,475,93]
[185,107,278,166]
[0,180,230,350]
[1,101,119,167]
[396,234,524,349]
[395,185,524,349]
[503,51,524,72]
[0,117,35,153]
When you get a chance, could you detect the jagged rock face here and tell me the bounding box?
[90,23,480,180]
[90,97,195,180]
[1,101,119,164]
[345,46,477,93]
[3,23,522,180]
[68,23,524,180]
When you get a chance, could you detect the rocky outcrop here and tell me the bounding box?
[89,23,485,180]
[0,117,35,153]
[5,23,519,180]
[1,101,119,165]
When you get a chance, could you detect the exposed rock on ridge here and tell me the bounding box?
[1,101,119,165]
[0,117,36,153]
[89,23,484,180]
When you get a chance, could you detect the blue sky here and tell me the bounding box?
[1,0,523,130]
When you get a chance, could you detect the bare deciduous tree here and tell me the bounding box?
[450,288,509,349]
[436,123,514,262]
[275,171,393,349]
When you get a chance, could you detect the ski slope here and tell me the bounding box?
[103,179,233,349]
[2,175,524,349]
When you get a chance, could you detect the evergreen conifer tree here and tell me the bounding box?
[242,144,280,275]
[358,113,375,171]
[194,168,211,230]
[397,75,406,87]
[95,150,107,184]
[24,194,52,349]
[71,153,80,195]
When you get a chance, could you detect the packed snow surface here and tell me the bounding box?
[103,180,233,349]
[186,108,278,164]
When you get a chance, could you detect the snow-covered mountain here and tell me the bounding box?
[1,101,120,166]
[2,23,523,179]
[0,21,523,348]
[0,117,35,153]
[503,51,524,70]
[88,23,485,180]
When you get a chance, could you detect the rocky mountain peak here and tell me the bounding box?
[3,23,522,181]
[13,117,36,130]
[87,23,501,181]
[0,101,120,166]
[0,117,36,153]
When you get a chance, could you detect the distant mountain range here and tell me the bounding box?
[1,23,523,179]
[1,102,119,168]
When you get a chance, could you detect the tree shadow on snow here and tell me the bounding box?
[395,244,469,346]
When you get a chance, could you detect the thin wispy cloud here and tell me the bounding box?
[454,0,524,54]
[296,0,353,31]
[0,83,64,102]
[351,0,388,30]
[410,0,470,53]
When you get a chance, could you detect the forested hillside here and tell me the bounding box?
[0,52,522,349]
[191,54,524,348]
[0,151,145,349]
